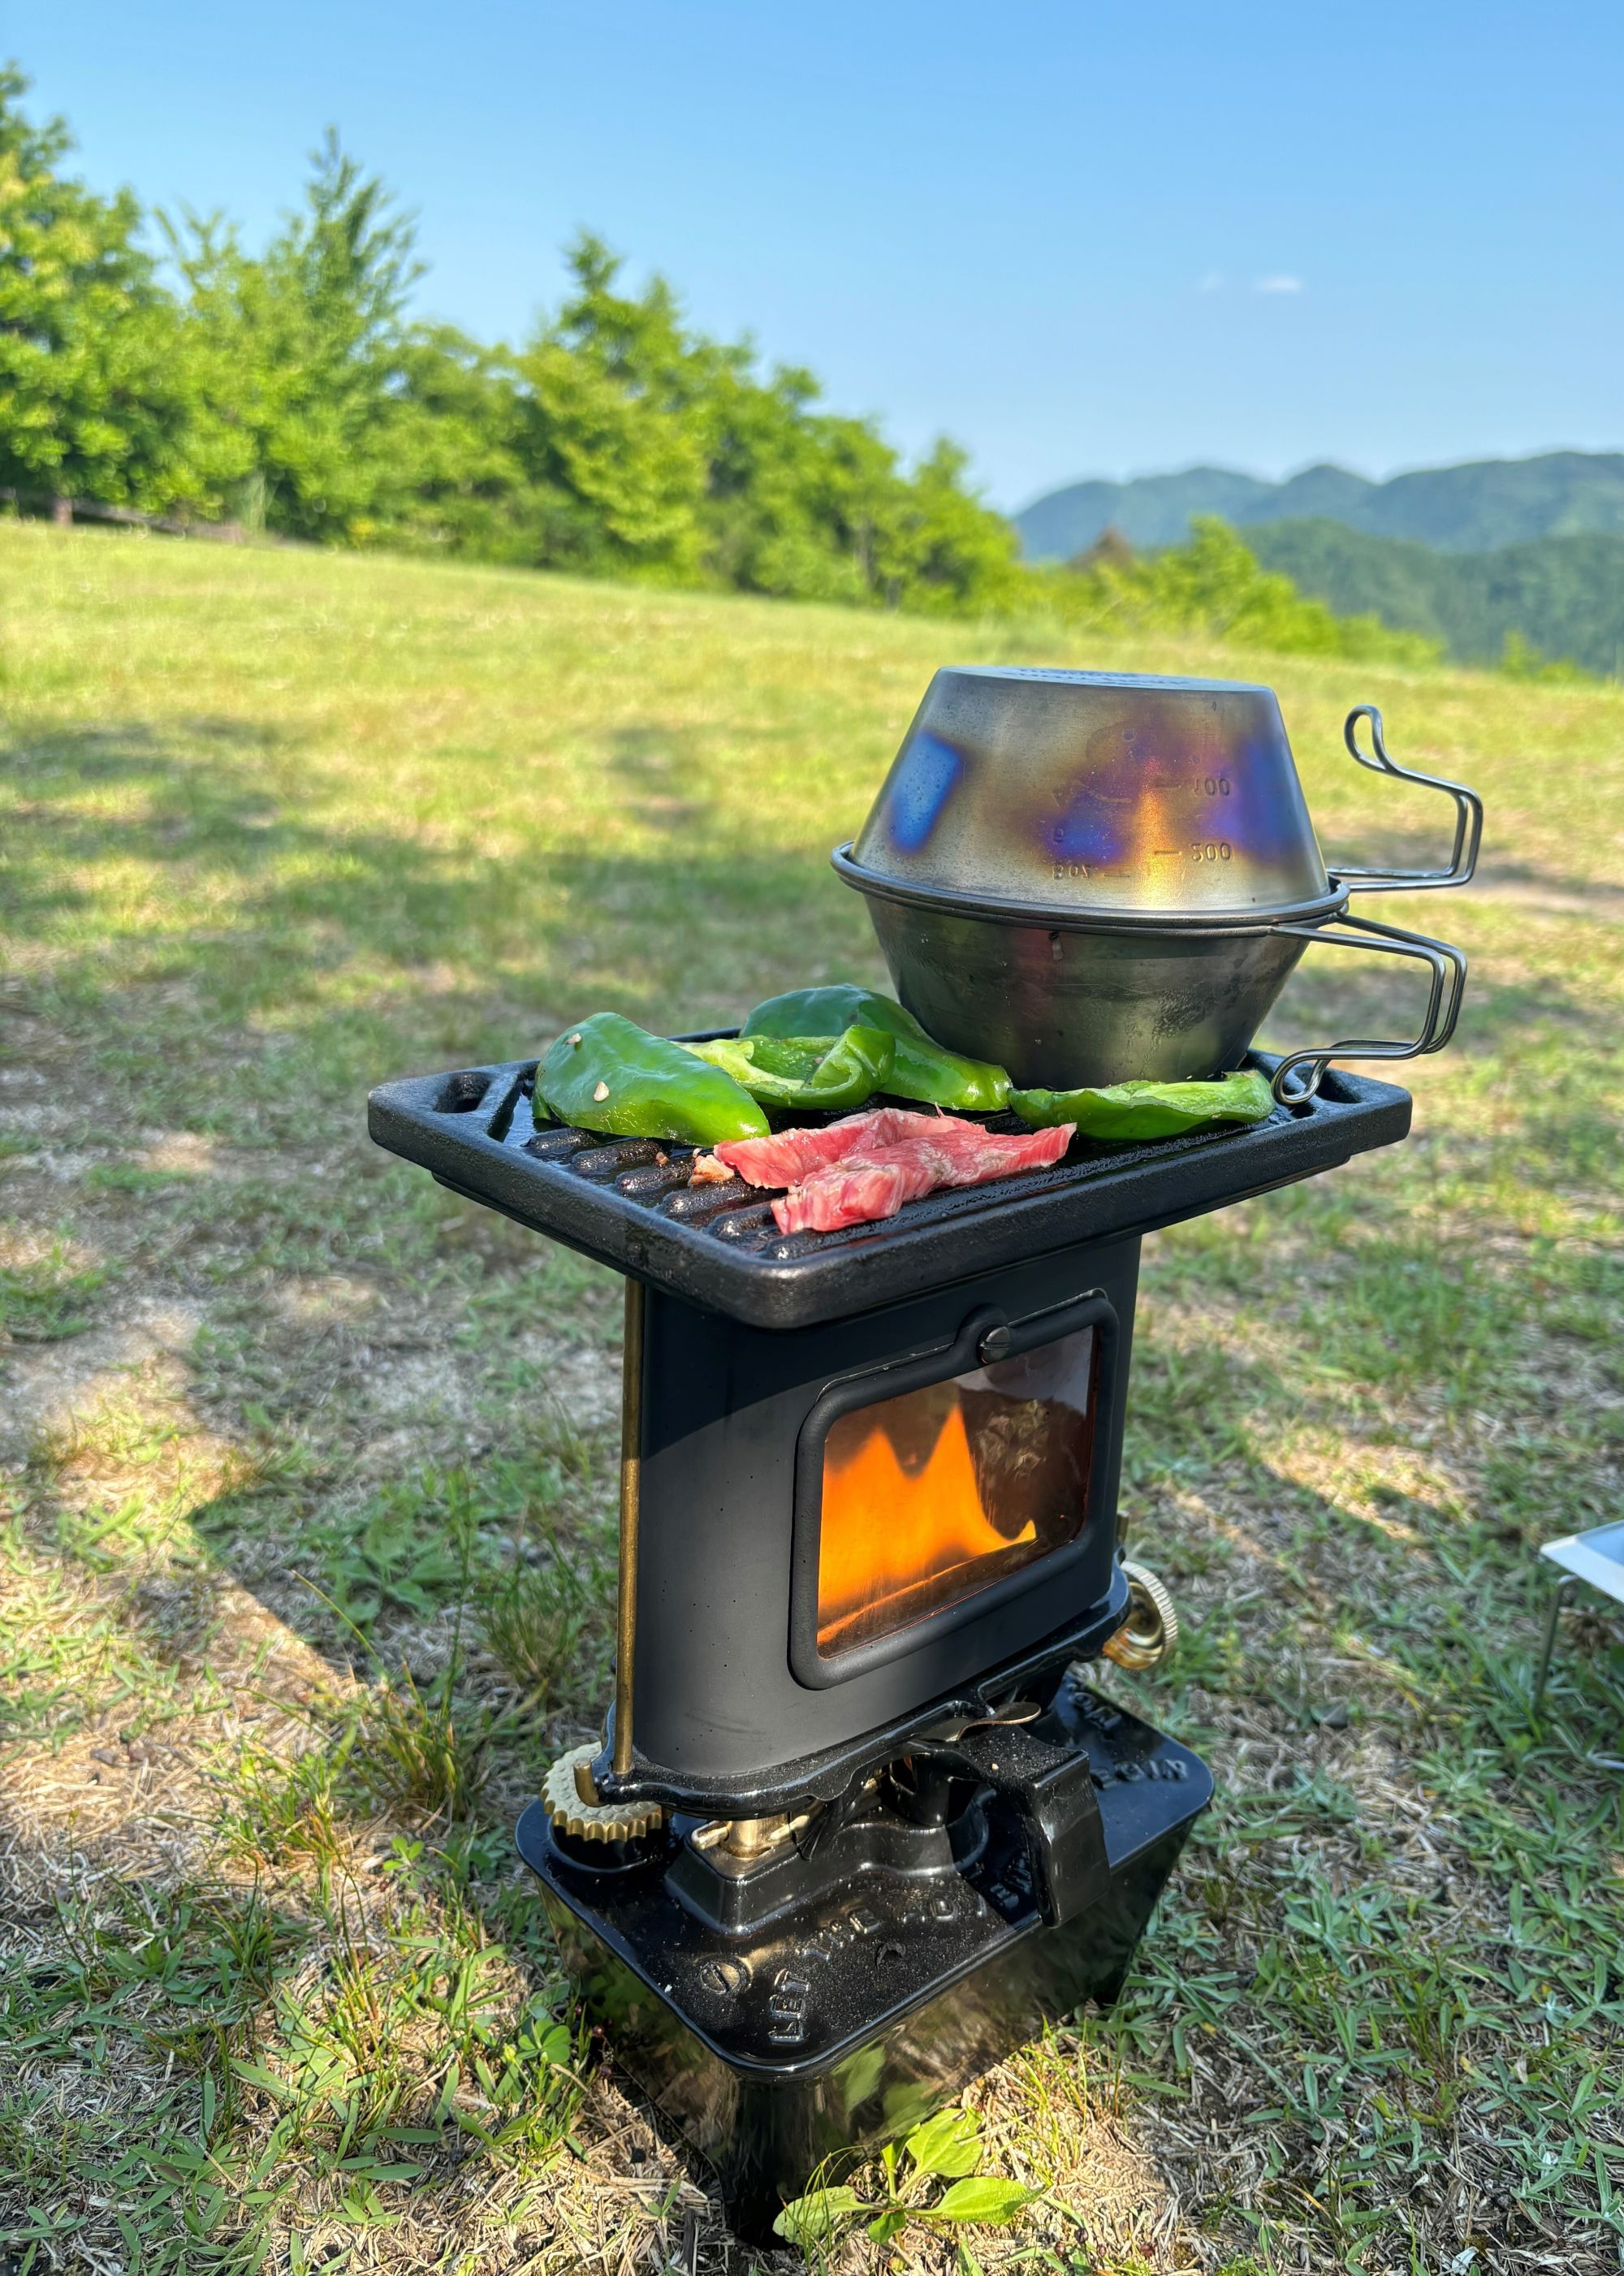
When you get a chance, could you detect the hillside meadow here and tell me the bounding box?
[1,522,1622,2274]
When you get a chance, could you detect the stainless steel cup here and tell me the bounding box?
[834,670,1480,1099]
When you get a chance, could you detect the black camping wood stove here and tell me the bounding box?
[369,1053,1410,2238]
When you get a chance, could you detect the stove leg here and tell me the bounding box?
[1533,1573,1575,1709]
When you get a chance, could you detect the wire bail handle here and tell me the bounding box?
[1268,706,1482,1101]
[1331,704,1484,894]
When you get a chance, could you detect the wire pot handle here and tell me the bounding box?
[1267,909,1469,1103]
[1329,704,1484,893]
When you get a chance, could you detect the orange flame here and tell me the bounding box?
[817,1393,1039,1656]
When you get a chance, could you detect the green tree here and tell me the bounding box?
[376,324,529,557]
[0,65,191,512]
[168,132,422,538]
[1047,516,1443,664]
[685,341,1021,611]
[869,436,1024,614]
[502,233,1022,608]
[508,236,708,579]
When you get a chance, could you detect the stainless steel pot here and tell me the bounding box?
[833,668,1481,1098]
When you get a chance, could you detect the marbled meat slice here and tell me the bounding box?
[772,1146,938,1233]
[714,1104,936,1190]
[771,1120,1074,1235]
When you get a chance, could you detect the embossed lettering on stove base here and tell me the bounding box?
[767,1968,811,2045]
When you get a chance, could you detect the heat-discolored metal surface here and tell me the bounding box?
[845,667,1337,924]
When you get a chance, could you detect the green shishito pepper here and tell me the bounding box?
[1011,1068,1276,1142]
[741,984,1012,1112]
[537,1013,768,1143]
[683,1026,895,1111]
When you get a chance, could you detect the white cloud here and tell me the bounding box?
[1253,274,1303,294]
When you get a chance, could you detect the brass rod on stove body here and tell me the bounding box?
[611,1276,646,1777]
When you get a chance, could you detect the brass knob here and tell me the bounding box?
[1101,1561,1180,1673]
[542,1743,664,1844]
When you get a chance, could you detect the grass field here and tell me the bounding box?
[2,520,1622,2275]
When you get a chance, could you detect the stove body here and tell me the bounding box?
[370,1053,1410,2238]
[621,1233,1138,1800]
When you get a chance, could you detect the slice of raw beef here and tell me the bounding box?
[771,1119,1073,1234]
[768,1143,937,1233]
[711,1104,929,1189]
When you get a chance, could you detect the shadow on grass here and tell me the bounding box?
[1262,934,1594,1055]
[0,1754,589,2257]
[0,715,875,1116]
[1306,816,1624,909]
[0,1428,608,2253]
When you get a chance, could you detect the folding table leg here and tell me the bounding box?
[1533,1572,1578,1709]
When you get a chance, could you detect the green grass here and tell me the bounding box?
[1,520,1622,2272]
[0,1226,110,1341]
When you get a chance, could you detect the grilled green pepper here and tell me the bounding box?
[1010,1068,1276,1141]
[537,1013,769,1142]
[683,1026,895,1111]
[741,984,1012,1112]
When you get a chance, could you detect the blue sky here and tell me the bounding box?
[10,1,1619,509]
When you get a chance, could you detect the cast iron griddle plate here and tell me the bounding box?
[367,1049,1410,1330]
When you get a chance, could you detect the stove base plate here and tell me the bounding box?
[520,1688,1208,2244]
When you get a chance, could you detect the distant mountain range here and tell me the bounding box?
[1014,451,1624,676]
[1015,451,1624,559]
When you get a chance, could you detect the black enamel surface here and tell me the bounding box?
[521,1678,1210,2242]
[367,1048,1410,1331]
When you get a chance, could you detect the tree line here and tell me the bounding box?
[0,65,1447,663]
[0,69,1024,612]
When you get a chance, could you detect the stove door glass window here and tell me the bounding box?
[816,1326,1098,1659]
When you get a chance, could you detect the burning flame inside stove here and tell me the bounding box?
[817,1332,1097,1657]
